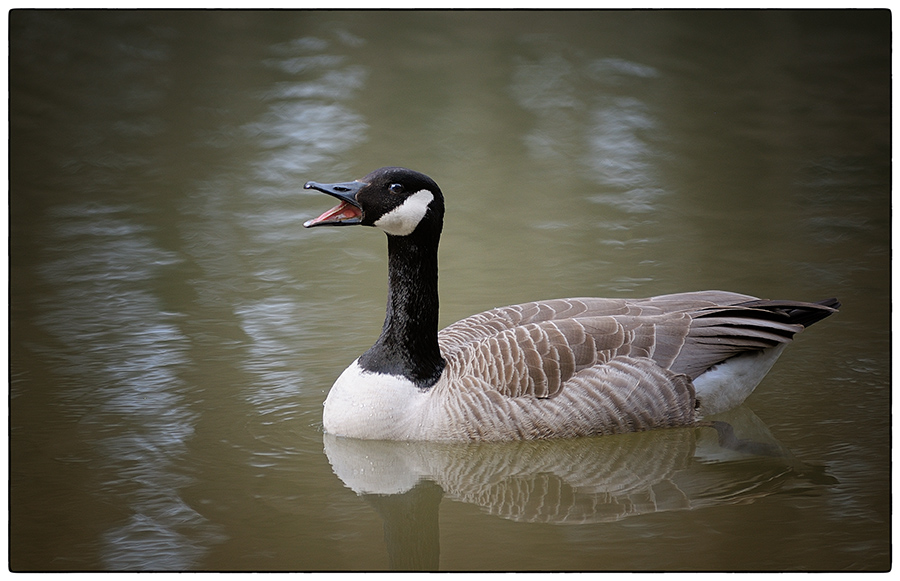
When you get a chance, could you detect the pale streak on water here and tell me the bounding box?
[10,10,890,571]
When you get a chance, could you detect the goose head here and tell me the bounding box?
[303,166,444,238]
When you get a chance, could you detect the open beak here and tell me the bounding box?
[303,180,365,227]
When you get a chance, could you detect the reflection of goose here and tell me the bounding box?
[324,411,835,569]
[304,167,839,441]
[324,408,832,523]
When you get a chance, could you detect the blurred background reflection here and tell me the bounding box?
[9,10,890,571]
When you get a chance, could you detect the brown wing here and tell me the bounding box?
[441,316,620,399]
[438,290,759,352]
[437,291,837,400]
[441,311,698,400]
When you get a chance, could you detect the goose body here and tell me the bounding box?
[304,167,838,442]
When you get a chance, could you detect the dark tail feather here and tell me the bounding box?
[736,298,840,328]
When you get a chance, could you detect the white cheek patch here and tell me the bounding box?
[374,190,434,236]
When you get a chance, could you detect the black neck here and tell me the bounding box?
[358,230,446,387]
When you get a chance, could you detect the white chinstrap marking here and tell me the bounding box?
[374,189,434,236]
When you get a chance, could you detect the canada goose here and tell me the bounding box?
[303,167,839,441]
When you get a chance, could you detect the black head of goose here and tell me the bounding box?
[304,167,839,442]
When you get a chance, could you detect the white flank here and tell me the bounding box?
[374,189,434,236]
[692,344,787,416]
[322,359,431,440]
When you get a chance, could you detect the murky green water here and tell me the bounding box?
[10,10,890,571]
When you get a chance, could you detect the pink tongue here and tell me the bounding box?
[304,201,361,226]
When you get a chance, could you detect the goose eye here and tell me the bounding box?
[388,183,404,194]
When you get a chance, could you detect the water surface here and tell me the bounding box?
[9,10,890,571]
